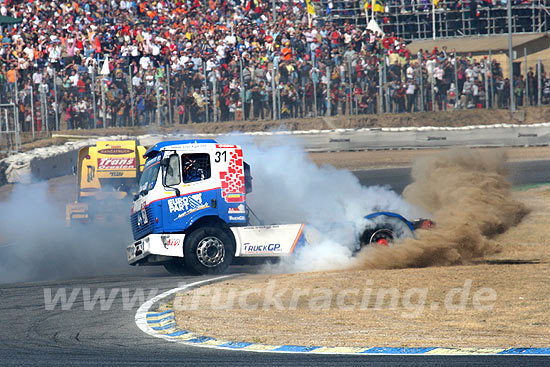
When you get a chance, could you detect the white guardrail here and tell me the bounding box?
[1,123,550,185]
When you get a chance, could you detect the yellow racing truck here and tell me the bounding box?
[66,140,147,226]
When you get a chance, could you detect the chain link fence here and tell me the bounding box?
[2,51,550,139]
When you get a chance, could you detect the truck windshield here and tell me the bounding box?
[139,154,162,195]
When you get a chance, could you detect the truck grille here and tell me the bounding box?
[131,206,154,240]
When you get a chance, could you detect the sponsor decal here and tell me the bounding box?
[168,193,210,220]
[225,193,245,203]
[144,154,162,169]
[98,157,136,170]
[243,243,282,254]
[241,225,281,230]
[228,215,246,221]
[219,149,245,202]
[98,148,134,155]
[216,144,237,148]
[228,204,246,214]
[163,238,181,249]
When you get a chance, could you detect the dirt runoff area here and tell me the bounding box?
[309,146,550,170]
[174,149,550,348]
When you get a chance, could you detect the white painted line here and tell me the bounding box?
[135,275,234,344]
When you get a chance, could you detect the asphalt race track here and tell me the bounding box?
[1,161,549,366]
[353,160,550,194]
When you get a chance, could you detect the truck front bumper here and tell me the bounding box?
[127,234,186,265]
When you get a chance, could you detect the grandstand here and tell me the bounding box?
[313,1,550,41]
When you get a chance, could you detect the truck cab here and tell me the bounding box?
[131,140,249,238]
[66,140,147,226]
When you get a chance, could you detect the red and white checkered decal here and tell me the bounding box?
[98,157,136,170]
[219,149,245,203]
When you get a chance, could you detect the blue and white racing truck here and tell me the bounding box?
[126,140,433,275]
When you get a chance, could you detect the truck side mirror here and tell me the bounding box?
[162,153,181,197]
[244,162,253,194]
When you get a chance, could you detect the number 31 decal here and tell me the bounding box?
[215,151,227,163]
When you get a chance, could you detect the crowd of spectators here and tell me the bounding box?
[0,0,549,133]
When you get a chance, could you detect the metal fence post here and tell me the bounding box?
[483,61,489,109]
[13,102,21,151]
[239,57,245,121]
[203,60,209,123]
[523,47,533,106]
[378,59,383,113]
[14,71,19,129]
[13,72,20,144]
[507,0,515,112]
[101,77,107,128]
[537,59,542,107]
[128,64,135,126]
[212,71,218,123]
[166,64,172,125]
[277,79,281,119]
[271,65,276,120]
[347,56,353,115]
[91,67,97,129]
[155,77,161,125]
[419,52,425,112]
[453,54,459,109]
[489,50,493,108]
[383,59,390,113]
[39,83,47,134]
[430,67,435,112]
[326,66,331,116]
[53,69,59,130]
[29,85,35,139]
[312,54,318,117]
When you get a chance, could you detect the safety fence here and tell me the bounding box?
[0,103,21,156]
[2,51,550,157]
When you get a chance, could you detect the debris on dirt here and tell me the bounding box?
[355,149,529,269]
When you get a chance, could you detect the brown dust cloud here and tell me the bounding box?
[355,148,529,269]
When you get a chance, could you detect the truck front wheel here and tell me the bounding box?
[183,227,235,274]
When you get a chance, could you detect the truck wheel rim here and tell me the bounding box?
[369,229,394,245]
[196,236,225,267]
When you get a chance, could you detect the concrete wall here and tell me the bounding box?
[29,150,79,182]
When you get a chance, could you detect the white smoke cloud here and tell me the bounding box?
[0,182,133,283]
[219,135,427,273]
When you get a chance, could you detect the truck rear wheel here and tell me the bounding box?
[359,217,414,248]
[183,227,235,274]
